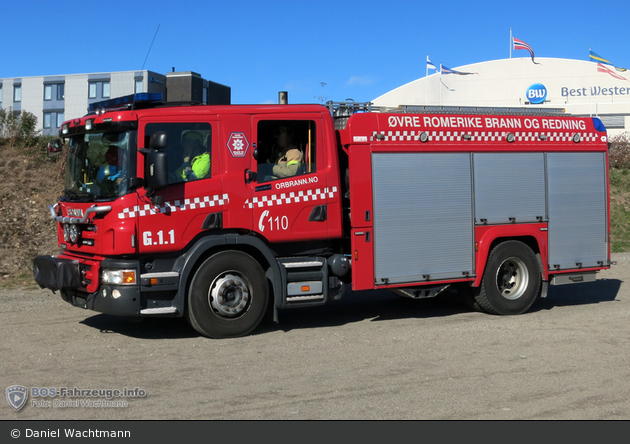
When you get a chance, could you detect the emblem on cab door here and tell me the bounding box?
[227,132,249,158]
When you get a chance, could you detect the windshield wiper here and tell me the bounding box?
[61,189,96,202]
[62,189,79,200]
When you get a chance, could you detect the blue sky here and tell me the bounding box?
[3,0,628,105]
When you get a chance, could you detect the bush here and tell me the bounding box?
[608,132,630,169]
[0,108,40,148]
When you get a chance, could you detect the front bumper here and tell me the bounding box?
[33,255,143,317]
[33,255,82,291]
[60,286,142,317]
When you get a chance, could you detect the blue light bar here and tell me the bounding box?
[592,117,607,133]
[88,93,163,112]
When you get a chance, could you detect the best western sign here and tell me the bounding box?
[526,84,547,104]
[562,86,630,97]
[525,82,630,102]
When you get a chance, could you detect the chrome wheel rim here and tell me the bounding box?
[495,257,529,300]
[208,273,251,317]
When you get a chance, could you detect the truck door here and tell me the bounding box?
[137,118,223,254]
[248,115,333,243]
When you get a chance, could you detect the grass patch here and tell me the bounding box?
[609,168,630,252]
[611,204,630,252]
[0,272,40,290]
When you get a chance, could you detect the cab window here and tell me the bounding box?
[145,123,212,185]
[257,120,316,182]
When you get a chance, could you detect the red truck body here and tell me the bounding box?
[33,95,611,338]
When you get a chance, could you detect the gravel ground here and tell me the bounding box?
[1,253,629,420]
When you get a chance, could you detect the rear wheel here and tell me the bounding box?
[474,241,541,315]
[187,251,269,338]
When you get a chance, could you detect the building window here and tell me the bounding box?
[56,112,64,128]
[102,81,110,98]
[14,85,21,102]
[56,84,65,100]
[44,84,52,101]
[43,113,52,129]
[0,85,3,103]
[135,79,143,94]
[89,82,97,99]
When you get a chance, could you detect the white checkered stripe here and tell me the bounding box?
[244,187,338,209]
[370,130,599,142]
[370,130,424,141]
[118,194,229,219]
[425,131,505,142]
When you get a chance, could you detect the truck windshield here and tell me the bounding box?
[63,130,136,201]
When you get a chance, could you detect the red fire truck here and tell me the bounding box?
[33,94,611,338]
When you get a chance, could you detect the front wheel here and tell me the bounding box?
[187,251,269,338]
[474,241,542,315]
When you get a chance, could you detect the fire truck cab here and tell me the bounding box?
[33,94,612,338]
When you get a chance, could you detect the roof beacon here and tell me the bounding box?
[88,93,163,113]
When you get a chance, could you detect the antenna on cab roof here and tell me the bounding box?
[141,24,161,71]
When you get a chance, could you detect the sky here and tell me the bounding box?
[3,0,629,105]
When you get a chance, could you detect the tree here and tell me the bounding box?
[0,108,40,148]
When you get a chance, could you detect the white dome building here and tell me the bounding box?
[372,57,630,137]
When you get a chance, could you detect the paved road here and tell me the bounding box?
[2,254,629,420]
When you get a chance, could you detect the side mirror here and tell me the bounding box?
[47,138,63,156]
[149,131,167,149]
[144,150,168,191]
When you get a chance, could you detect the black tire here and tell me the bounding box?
[474,240,541,315]
[452,283,483,312]
[187,251,269,339]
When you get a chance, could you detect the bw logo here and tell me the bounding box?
[6,385,28,411]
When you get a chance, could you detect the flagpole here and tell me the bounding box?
[509,28,512,106]
[439,64,442,106]
[426,54,429,106]
[588,46,593,117]
[594,48,598,117]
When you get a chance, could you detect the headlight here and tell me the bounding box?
[63,224,79,244]
[68,224,79,244]
[101,269,137,285]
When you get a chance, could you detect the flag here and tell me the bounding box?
[597,63,628,81]
[441,65,477,75]
[512,37,541,65]
[439,64,455,90]
[427,56,437,71]
[589,49,627,72]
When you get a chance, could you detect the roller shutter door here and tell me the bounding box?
[372,152,474,284]
[547,152,608,270]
